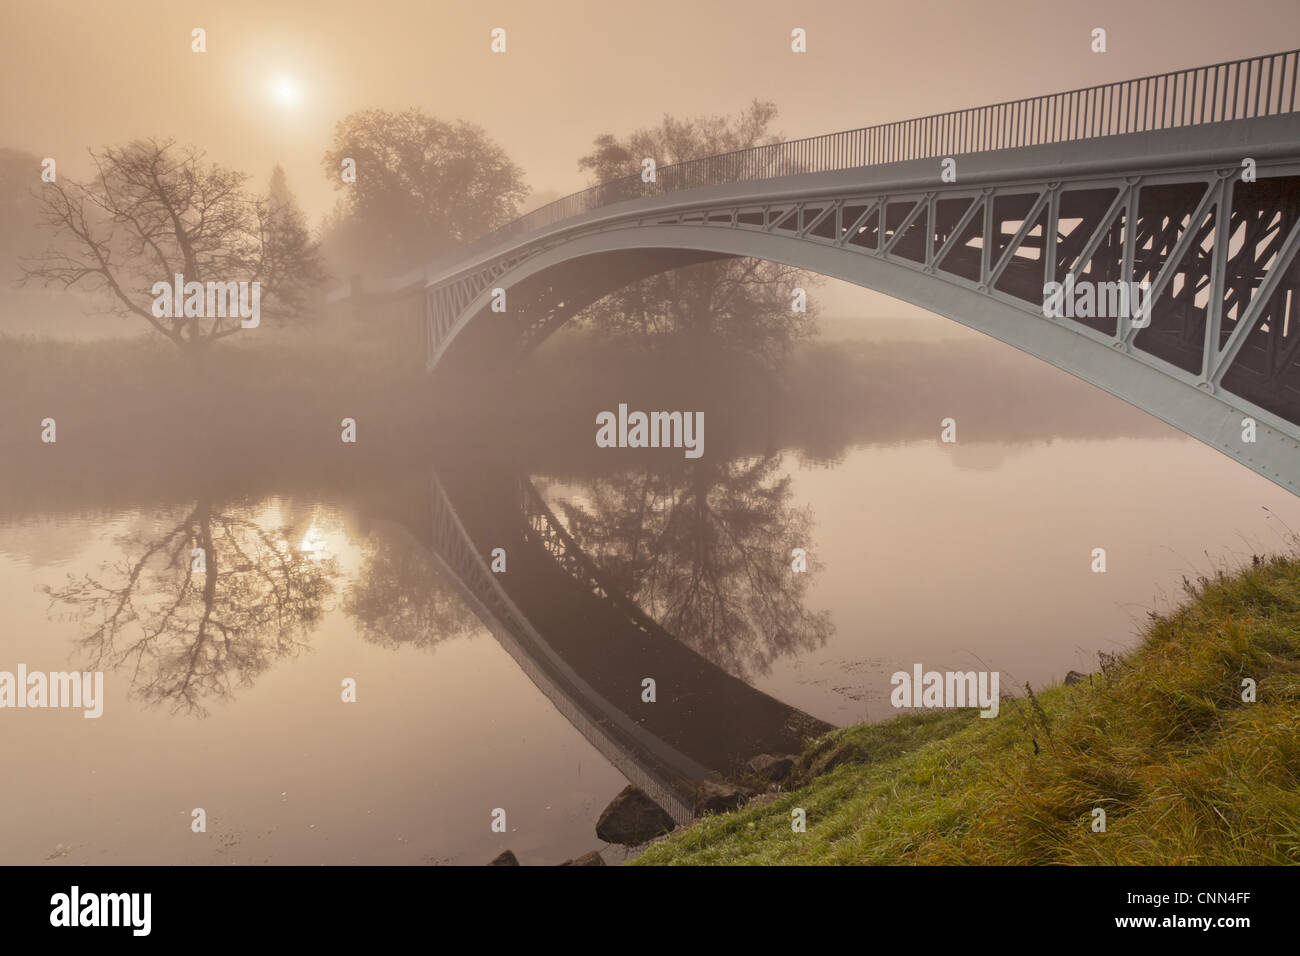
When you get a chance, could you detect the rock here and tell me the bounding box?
[558,850,606,866]
[1064,670,1087,686]
[489,850,520,866]
[748,753,797,782]
[595,785,676,844]
[694,779,748,815]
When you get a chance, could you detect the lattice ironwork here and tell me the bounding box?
[426,165,1300,427]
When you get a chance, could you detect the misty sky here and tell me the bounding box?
[4,0,1298,320]
[6,0,1298,228]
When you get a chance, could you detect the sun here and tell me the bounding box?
[269,74,302,109]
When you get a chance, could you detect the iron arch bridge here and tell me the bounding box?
[341,50,1300,493]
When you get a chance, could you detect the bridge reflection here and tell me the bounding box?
[414,457,831,824]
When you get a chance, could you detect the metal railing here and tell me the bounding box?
[458,48,1299,260]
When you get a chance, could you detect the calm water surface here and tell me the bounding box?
[3,324,1298,865]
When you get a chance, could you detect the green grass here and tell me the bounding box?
[634,553,1300,865]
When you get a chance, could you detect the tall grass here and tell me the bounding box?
[635,553,1300,865]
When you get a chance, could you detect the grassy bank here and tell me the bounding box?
[635,554,1300,865]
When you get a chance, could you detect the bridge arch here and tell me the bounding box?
[329,50,1300,493]
[425,146,1300,493]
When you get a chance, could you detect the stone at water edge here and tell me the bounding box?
[747,753,797,783]
[488,850,520,866]
[558,851,606,866]
[595,785,676,844]
[694,779,749,815]
[1064,670,1087,686]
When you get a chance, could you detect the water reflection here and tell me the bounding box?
[44,497,340,716]
[344,527,479,650]
[549,452,833,679]
[424,460,832,821]
[30,447,836,823]
[5,331,1298,864]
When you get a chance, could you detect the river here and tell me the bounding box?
[2,317,1297,865]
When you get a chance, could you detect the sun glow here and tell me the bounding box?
[299,525,328,557]
[269,74,302,109]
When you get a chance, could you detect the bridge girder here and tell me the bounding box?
[424,146,1300,494]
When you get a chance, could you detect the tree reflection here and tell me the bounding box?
[553,453,833,678]
[342,528,479,650]
[44,497,338,716]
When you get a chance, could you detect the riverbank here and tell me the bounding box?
[0,326,1174,508]
[634,553,1300,865]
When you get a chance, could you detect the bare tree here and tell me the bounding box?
[575,101,822,364]
[20,139,325,354]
